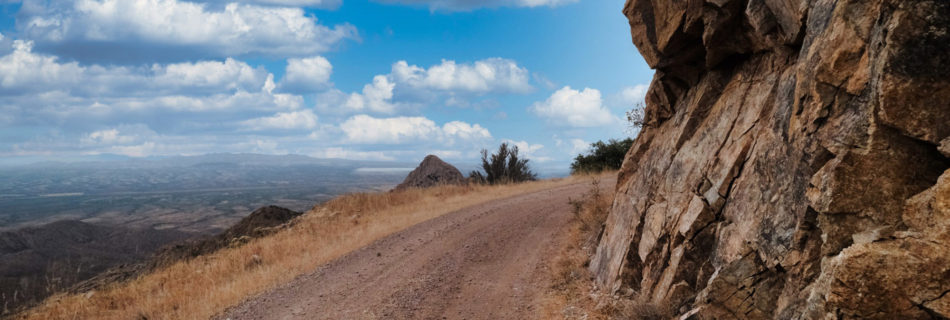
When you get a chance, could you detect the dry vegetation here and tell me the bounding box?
[539,175,614,320]
[18,177,582,320]
[539,172,671,320]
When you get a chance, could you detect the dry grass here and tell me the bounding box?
[538,172,673,320]
[538,173,615,320]
[18,177,582,320]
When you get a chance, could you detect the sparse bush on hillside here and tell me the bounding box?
[570,138,634,174]
[469,142,537,185]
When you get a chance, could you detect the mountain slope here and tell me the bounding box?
[0,221,187,315]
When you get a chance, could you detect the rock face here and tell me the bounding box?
[394,155,465,191]
[590,0,950,318]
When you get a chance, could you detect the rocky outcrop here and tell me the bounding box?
[590,0,950,318]
[393,155,465,191]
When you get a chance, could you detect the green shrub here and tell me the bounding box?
[469,142,537,185]
[569,138,634,174]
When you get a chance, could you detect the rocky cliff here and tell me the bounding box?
[589,0,950,318]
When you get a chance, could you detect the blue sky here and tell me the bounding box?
[0,0,652,172]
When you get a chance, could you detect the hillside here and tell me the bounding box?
[15,176,591,319]
[0,221,188,315]
[590,0,950,318]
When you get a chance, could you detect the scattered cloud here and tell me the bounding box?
[343,75,397,113]
[532,72,557,90]
[82,127,142,145]
[154,58,271,94]
[0,0,614,166]
[340,115,439,144]
[569,138,588,155]
[375,0,578,11]
[241,109,318,131]
[319,58,532,115]
[0,41,299,117]
[280,56,333,93]
[197,0,341,8]
[613,84,649,107]
[340,114,490,144]
[502,138,543,155]
[1,41,274,97]
[530,86,620,127]
[442,121,492,141]
[309,147,396,161]
[391,58,532,94]
[16,0,357,62]
[0,40,83,94]
[501,139,550,163]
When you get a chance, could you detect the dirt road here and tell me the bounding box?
[219,179,600,320]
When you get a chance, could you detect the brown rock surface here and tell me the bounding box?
[393,155,465,191]
[591,0,950,318]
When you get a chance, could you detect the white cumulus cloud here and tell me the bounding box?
[0,41,276,97]
[153,58,270,93]
[391,58,532,94]
[280,56,333,93]
[615,84,649,106]
[376,0,577,11]
[17,0,357,61]
[502,139,543,155]
[0,39,304,139]
[199,0,340,8]
[442,121,491,141]
[340,114,491,144]
[241,109,318,130]
[530,86,620,127]
[319,58,533,115]
[0,40,83,92]
[343,75,397,113]
[570,138,589,155]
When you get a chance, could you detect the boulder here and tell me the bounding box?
[591,0,950,318]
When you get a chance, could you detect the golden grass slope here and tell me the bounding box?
[19,177,584,320]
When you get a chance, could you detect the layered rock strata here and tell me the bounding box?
[590,0,950,318]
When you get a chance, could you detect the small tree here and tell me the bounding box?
[626,101,646,135]
[570,138,634,174]
[469,142,537,185]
